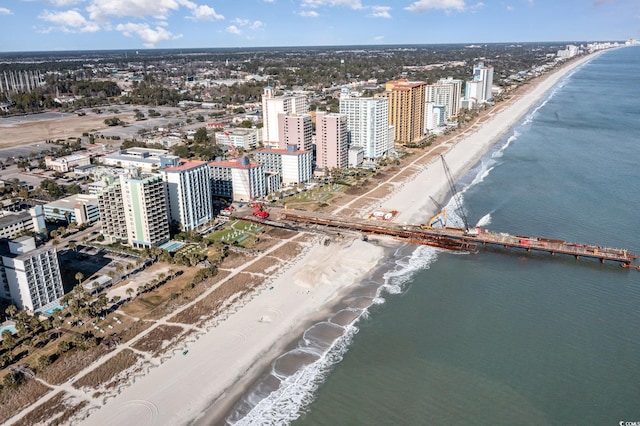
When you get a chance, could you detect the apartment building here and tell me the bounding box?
[277,113,313,151]
[254,145,313,186]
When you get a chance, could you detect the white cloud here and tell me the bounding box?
[507,5,514,11]
[87,0,185,21]
[116,22,177,47]
[190,5,224,21]
[374,35,384,41]
[226,25,242,35]
[405,0,466,13]
[299,10,319,17]
[231,18,264,30]
[39,9,100,32]
[0,7,13,15]
[469,1,484,12]
[369,6,391,18]
[301,0,363,9]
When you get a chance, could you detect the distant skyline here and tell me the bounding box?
[0,0,638,52]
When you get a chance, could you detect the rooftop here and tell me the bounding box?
[162,159,207,172]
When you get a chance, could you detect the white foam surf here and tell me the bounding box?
[227,245,441,425]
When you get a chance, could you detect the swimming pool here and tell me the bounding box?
[0,324,16,336]
[159,241,186,252]
[44,304,63,315]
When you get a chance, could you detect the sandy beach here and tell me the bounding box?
[4,52,602,426]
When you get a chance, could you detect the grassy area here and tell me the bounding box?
[278,183,348,209]
[73,349,141,390]
[14,393,88,426]
[0,379,51,425]
[131,325,185,356]
[206,220,266,247]
[38,345,110,385]
[169,273,260,326]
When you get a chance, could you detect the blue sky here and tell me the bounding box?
[0,0,638,52]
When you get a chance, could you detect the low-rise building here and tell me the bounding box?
[43,194,100,225]
[0,207,46,239]
[99,147,170,172]
[45,154,91,172]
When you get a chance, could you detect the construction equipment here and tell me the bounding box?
[251,200,269,219]
[421,208,447,229]
[440,155,476,235]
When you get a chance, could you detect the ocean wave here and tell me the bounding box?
[227,245,441,425]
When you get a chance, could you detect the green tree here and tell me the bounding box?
[75,271,84,285]
[5,305,18,318]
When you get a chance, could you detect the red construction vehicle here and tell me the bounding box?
[251,201,269,219]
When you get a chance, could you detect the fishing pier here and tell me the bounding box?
[261,209,638,268]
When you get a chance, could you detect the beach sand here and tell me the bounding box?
[16,52,599,426]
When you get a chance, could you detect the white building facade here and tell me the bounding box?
[261,87,308,149]
[0,237,64,312]
[161,158,214,231]
[339,96,392,159]
[209,158,266,202]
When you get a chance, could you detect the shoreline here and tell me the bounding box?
[8,51,603,426]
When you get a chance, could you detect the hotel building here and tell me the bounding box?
[160,158,214,231]
[98,170,170,248]
[254,145,313,186]
[382,79,427,145]
[0,236,64,313]
[209,157,266,202]
[339,96,393,159]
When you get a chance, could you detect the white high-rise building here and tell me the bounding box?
[262,87,308,149]
[465,62,494,107]
[425,77,463,121]
[339,96,392,159]
[209,157,266,202]
[425,103,446,131]
[0,236,64,312]
[160,158,213,231]
[255,146,313,186]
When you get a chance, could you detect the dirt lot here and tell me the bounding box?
[0,112,134,148]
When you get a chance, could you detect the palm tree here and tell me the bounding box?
[125,287,134,299]
[5,304,18,319]
[68,241,77,252]
[75,271,84,286]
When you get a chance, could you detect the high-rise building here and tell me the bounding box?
[0,236,64,312]
[160,158,213,231]
[315,112,349,171]
[464,62,494,107]
[339,96,392,159]
[209,157,266,202]
[262,87,308,149]
[0,207,46,240]
[382,79,427,145]
[425,103,446,131]
[278,113,313,151]
[426,78,463,121]
[98,170,170,248]
[255,145,313,186]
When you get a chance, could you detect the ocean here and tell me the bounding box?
[225,46,640,425]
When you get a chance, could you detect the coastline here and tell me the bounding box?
[62,51,604,426]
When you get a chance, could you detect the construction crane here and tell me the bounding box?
[222,132,240,159]
[440,155,477,235]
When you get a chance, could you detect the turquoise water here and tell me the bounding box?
[0,325,16,335]
[159,241,185,252]
[226,47,640,425]
[44,304,63,315]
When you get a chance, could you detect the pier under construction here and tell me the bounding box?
[252,208,638,269]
